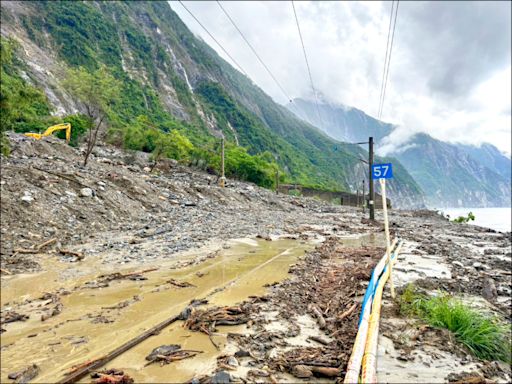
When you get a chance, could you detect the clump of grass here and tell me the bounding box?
[451,211,476,223]
[399,284,511,363]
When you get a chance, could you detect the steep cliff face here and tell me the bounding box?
[455,143,511,183]
[397,134,511,208]
[288,99,511,208]
[0,0,425,208]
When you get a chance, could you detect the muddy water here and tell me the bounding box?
[1,238,311,383]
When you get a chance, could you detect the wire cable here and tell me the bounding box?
[378,1,399,119]
[379,1,399,118]
[178,1,248,76]
[216,1,293,103]
[377,0,395,118]
[291,1,324,128]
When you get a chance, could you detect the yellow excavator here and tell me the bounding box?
[24,123,71,143]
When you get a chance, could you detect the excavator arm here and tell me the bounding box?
[24,123,71,143]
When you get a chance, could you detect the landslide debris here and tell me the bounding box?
[7,364,40,384]
[193,238,385,382]
[1,133,366,274]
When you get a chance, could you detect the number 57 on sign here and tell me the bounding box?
[371,163,393,179]
[371,162,395,298]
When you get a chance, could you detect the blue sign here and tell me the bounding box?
[372,163,393,179]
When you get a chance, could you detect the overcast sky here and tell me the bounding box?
[170,1,511,155]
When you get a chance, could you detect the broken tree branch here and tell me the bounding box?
[309,304,326,329]
[338,302,358,320]
[58,249,84,260]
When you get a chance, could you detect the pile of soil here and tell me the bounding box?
[1,133,369,274]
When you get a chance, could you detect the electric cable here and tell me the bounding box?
[216,1,293,103]
[178,1,248,76]
[291,1,324,128]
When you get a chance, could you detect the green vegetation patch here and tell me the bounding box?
[452,212,476,224]
[399,284,511,363]
[0,37,52,155]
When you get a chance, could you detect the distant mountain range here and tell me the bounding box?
[288,98,511,208]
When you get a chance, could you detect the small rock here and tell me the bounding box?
[8,364,39,383]
[211,370,231,384]
[472,262,484,270]
[482,278,497,302]
[80,188,94,197]
[226,356,239,367]
[145,344,181,361]
[292,365,313,378]
[65,190,77,198]
[452,261,464,268]
[234,349,251,358]
[21,194,33,204]
[143,167,151,172]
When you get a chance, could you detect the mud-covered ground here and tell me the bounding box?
[1,134,511,383]
[0,133,368,274]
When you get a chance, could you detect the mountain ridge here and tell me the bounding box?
[0,0,426,208]
[287,98,511,208]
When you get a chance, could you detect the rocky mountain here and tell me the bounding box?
[397,134,510,208]
[288,98,511,208]
[288,97,393,143]
[0,0,425,208]
[455,143,511,183]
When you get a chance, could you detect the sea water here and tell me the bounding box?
[440,207,511,233]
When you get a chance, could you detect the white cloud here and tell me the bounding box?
[170,1,511,155]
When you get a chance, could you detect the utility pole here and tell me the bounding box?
[362,179,365,213]
[369,136,375,220]
[275,169,279,194]
[220,137,226,188]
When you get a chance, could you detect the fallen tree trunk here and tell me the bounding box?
[58,312,181,383]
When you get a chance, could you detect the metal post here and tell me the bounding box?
[380,178,395,298]
[220,137,225,188]
[369,137,375,220]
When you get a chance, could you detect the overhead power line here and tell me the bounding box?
[291,1,324,128]
[177,1,248,76]
[216,1,293,103]
[377,1,395,118]
[378,0,399,119]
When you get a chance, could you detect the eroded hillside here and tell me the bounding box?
[0,0,425,207]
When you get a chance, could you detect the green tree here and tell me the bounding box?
[0,37,51,155]
[150,130,194,172]
[63,65,121,166]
